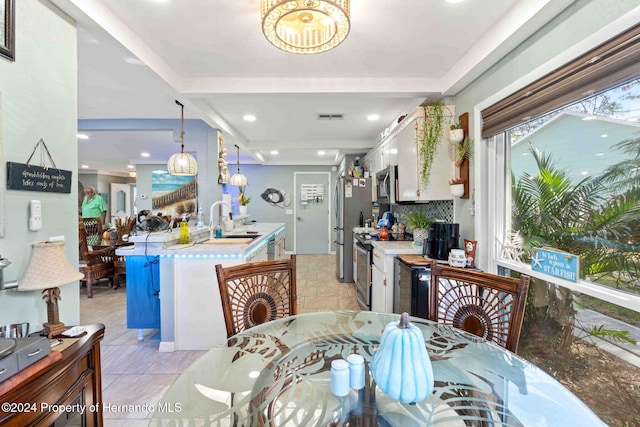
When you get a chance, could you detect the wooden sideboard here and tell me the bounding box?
[0,324,105,426]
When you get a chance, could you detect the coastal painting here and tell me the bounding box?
[151,170,198,220]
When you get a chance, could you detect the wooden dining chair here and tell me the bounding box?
[79,221,118,298]
[215,255,297,338]
[429,261,530,353]
[81,217,103,247]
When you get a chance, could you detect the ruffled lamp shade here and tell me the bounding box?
[18,240,84,337]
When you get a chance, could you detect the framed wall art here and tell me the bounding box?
[0,0,14,62]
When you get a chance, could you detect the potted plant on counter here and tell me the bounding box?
[449,121,464,144]
[238,186,250,215]
[404,210,431,246]
[449,178,465,198]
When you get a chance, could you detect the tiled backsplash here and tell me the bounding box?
[393,201,454,231]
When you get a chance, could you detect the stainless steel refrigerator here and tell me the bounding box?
[334,176,371,282]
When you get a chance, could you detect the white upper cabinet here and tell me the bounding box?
[396,117,420,201]
[396,111,454,202]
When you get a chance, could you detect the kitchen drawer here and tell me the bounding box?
[372,249,385,271]
[0,354,18,383]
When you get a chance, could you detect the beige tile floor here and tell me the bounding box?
[80,254,359,426]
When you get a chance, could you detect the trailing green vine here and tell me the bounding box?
[415,102,445,188]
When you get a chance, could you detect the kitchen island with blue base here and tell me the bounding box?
[117,223,286,351]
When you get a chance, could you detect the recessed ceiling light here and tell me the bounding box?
[521,152,529,156]
[367,114,380,121]
[317,150,326,156]
[581,171,589,176]
[243,114,256,122]
[141,152,150,157]
[81,165,89,169]
[270,150,279,155]
[582,116,597,121]
[600,134,608,138]
[77,133,89,140]
[595,153,605,156]
[127,164,135,169]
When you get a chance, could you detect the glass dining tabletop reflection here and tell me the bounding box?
[150,310,604,427]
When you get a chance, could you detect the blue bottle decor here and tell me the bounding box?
[370,312,434,403]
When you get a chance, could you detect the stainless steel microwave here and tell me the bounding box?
[375,166,396,204]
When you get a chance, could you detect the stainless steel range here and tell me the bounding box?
[353,232,412,310]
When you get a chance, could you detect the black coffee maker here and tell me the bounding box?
[424,222,460,260]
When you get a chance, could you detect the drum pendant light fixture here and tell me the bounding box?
[260,0,350,54]
[167,100,198,176]
[230,144,247,186]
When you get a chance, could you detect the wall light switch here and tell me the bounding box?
[285,209,293,215]
[29,200,42,231]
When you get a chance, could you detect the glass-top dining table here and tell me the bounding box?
[150,310,604,426]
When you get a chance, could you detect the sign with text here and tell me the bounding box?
[531,247,580,282]
[6,162,72,193]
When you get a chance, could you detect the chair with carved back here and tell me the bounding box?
[429,261,530,353]
[80,217,103,249]
[215,255,297,338]
[78,221,118,298]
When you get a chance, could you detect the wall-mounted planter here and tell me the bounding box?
[449,184,465,198]
[449,129,464,144]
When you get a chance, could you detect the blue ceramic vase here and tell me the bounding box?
[370,312,434,403]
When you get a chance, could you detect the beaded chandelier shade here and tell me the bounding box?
[168,100,198,176]
[260,0,350,54]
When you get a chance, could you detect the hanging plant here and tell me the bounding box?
[455,136,472,167]
[415,102,445,188]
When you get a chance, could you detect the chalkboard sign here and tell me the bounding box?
[6,162,72,193]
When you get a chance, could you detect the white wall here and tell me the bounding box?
[0,1,79,327]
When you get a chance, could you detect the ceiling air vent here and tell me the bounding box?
[317,113,344,121]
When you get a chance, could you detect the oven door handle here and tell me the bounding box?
[356,244,368,255]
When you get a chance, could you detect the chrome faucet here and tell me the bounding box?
[209,200,231,239]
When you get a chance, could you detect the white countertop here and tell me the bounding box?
[352,226,377,234]
[117,223,285,256]
[370,240,422,255]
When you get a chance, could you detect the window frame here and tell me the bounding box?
[475,17,640,313]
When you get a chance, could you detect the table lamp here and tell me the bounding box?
[17,241,84,338]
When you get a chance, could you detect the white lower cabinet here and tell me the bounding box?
[248,243,268,263]
[371,249,395,313]
[275,233,286,259]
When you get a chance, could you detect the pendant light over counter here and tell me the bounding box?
[230,144,247,186]
[167,100,198,176]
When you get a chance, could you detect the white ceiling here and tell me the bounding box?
[49,0,575,175]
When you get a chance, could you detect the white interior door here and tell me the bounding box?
[295,172,331,254]
[110,183,132,221]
